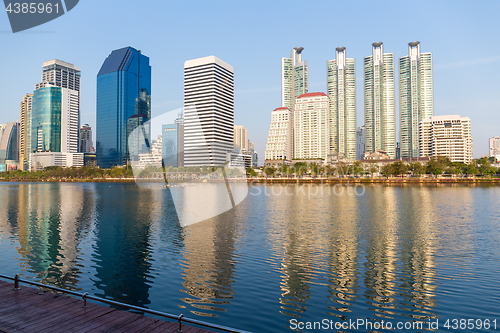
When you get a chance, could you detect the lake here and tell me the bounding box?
[0,182,499,332]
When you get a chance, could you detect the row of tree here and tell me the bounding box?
[250,157,499,178]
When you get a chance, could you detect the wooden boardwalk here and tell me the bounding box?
[0,280,216,333]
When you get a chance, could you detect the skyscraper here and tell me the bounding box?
[327,47,357,160]
[96,47,151,168]
[183,55,234,167]
[364,42,396,158]
[30,60,81,161]
[399,41,433,158]
[356,126,365,160]
[80,124,92,153]
[19,93,33,170]
[282,47,308,111]
[294,92,330,160]
[419,115,472,163]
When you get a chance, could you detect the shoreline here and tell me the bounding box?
[0,177,499,185]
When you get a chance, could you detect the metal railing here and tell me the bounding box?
[0,274,252,333]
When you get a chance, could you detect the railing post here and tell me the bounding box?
[82,292,89,308]
[177,314,184,332]
[13,274,20,290]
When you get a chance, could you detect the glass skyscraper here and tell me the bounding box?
[399,41,433,158]
[96,47,151,168]
[31,86,62,152]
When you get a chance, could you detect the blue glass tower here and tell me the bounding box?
[96,47,151,168]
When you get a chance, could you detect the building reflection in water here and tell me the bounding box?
[91,184,157,308]
[361,186,400,319]
[0,183,95,290]
[325,188,360,320]
[178,183,239,317]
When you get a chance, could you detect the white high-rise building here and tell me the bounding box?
[490,137,500,161]
[400,41,433,158]
[265,107,292,161]
[294,92,329,160]
[327,47,357,160]
[419,115,472,164]
[282,47,308,111]
[364,42,396,158]
[184,56,234,166]
[234,125,249,152]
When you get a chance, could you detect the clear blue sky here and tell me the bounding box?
[1,0,499,159]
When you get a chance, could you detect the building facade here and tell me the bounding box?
[419,115,472,163]
[356,126,365,160]
[19,93,33,170]
[234,125,249,152]
[489,137,500,161]
[183,56,234,166]
[293,92,329,160]
[162,121,184,168]
[0,122,20,168]
[96,47,151,168]
[80,124,93,153]
[400,41,433,158]
[364,42,396,158]
[327,47,356,160]
[282,47,308,111]
[265,107,292,161]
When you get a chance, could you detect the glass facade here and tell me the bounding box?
[0,122,20,164]
[162,124,179,167]
[96,47,151,168]
[31,87,62,153]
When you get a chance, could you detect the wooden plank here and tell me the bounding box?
[0,280,221,333]
[116,316,159,333]
[36,306,117,333]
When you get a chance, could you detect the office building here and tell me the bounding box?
[265,107,292,161]
[400,41,433,158]
[96,47,151,168]
[19,93,33,170]
[80,124,92,153]
[0,122,20,168]
[419,115,472,163]
[183,55,234,166]
[293,92,329,160]
[364,42,396,158]
[327,47,357,160]
[490,137,500,161]
[162,120,184,168]
[356,126,365,160]
[31,84,80,154]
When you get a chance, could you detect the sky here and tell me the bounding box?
[1,0,499,159]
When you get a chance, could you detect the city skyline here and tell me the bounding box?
[1,1,499,159]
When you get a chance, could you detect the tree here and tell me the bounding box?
[391,161,408,177]
[292,162,308,177]
[463,163,478,178]
[246,167,257,177]
[381,164,392,178]
[351,161,364,177]
[264,166,276,177]
[409,162,425,177]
